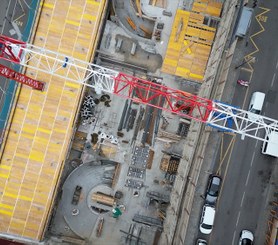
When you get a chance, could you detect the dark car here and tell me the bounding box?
[205,175,222,205]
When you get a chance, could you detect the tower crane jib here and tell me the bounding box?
[0,35,278,143]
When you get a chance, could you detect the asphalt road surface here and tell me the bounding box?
[0,0,39,138]
[210,1,278,244]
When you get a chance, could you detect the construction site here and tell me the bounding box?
[2,0,272,245]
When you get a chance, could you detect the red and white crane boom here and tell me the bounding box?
[0,64,45,91]
[0,35,278,142]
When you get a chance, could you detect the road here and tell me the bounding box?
[210,1,278,244]
[0,0,39,140]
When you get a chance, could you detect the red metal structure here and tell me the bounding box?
[113,72,213,122]
[0,36,45,91]
[0,35,26,63]
[0,64,45,91]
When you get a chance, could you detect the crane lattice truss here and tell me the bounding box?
[0,35,278,142]
[0,63,45,90]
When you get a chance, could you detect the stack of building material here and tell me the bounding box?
[161,0,223,82]
[92,192,116,207]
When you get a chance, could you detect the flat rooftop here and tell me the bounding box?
[0,0,107,241]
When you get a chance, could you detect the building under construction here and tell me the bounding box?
[0,0,247,245]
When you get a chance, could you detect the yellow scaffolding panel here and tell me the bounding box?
[0,0,107,241]
[161,0,222,83]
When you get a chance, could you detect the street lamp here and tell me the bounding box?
[235,56,256,69]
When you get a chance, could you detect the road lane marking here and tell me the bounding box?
[217,134,235,175]
[248,7,270,58]
[271,73,276,87]
[245,170,250,186]
[232,230,236,245]
[255,139,258,148]
[250,151,255,167]
[276,59,278,69]
[240,192,246,207]
[236,212,240,226]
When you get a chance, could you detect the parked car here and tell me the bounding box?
[247,91,265,121]
[196,238,207,245]
[205,175,222,205]
[199,204,215,234]
[239,230,254,245]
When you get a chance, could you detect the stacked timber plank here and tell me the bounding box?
[161,0,223,82]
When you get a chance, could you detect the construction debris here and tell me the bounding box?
[132,214,163,230]
[146,149,154,169]
[126,16,137,31]
[125,179,143,189]
[175,18,183,42]
[177,118,191,137]
[96,218,104,237]
[157,130,181,143]
[146,191,170,204]
[72,131,87,152]
[162,10,172,17]
[128,166,145,179]
[164,172,176,184]
[72,185,82,205]
[139,25,152,38]
[120,224,144,245]
[131,43,137,55]
[92,192,116,207]
[132,146,150,168]
[156,22,164,30]
[114,190,123,199]
[160,154,171,172]
[160,154,180,174]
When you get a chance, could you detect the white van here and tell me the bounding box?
[262,130,278,157]
[235,7,253,38]
[247,92,265,121]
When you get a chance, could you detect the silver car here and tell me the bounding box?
[196,238,207,245]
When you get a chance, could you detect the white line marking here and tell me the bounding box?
[276,60,278,69]
[255,140,258,148]
[250,151,255,167]
[271,73,276,87]
[240,192,246,207]
[236,211,241,226]
[11,21,22,40]
[22,0,31,9]
[245,170,250,186]
[232,230,236,245]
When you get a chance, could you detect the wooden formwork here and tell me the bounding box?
[161,0,223,82]
[0,0,107,241]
